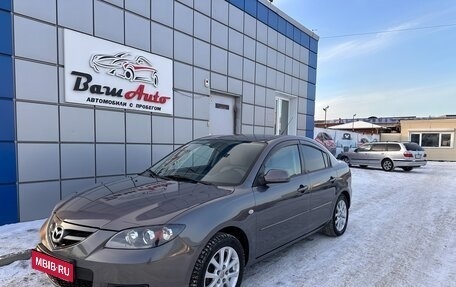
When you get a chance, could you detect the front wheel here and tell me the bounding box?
[323,194,349,237]
[190,233,245,287]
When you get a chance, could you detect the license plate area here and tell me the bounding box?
[31,249,75,282]
[415,154,422,159]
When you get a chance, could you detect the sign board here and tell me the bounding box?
[64,29,173,114]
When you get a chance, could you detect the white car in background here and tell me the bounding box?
[338,142,427,171]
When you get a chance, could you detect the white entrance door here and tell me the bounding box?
[209,94,235,135]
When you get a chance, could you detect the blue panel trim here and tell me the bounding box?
[301,32,310,49]
[306,129,314,139]
[0,99,14,141]
[286,21,294,39]
[0,184,18,225]
[257,2,268,24]
[306,99,315,116]
[0,55,13,99]
[0,10,12,55]
[306,115,315,137]
[244,0,256,17]
[309,51,317,68]
[268,10,278,30]
[310,37,318,53]
[307,84,316,102]
[228,0,244,10]
[225,0,319,65]
[0,142,16,183]
[308,67,317,84]
[0,0,11,11]
[277,15,286,35]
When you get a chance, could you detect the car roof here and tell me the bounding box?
[196,134,311,144]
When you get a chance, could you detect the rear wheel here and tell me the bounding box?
[381,159,394,171]
[402,167,413,172]
[323,194,349,237]
[190,233,245,287]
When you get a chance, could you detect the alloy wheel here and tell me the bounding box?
[204,246,240,287]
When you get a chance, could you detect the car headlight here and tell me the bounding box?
[105,225,185,249]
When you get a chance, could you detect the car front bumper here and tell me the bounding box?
[36,224,198,287]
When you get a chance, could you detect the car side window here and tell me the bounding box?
[357,144,372,152]
[263,145,301,178]
[371,144,387,151]
[387,144,401,151]
[301,145,327,173]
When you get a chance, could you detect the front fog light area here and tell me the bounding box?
[105,225,185,249]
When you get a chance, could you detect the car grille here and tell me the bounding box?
[48,215,97,248]
[48,275,93,287]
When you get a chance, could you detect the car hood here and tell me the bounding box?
[55,176,233,231]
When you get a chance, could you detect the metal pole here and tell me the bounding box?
[323,106,329,128]
[352,113,356,132]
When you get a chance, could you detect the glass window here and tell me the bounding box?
[371,144,387,151]
[357,144,372,152]
[410,134,420,144]
[151,140,266,186]
[441,134,451,147]
[301,145,327,173]
[275,98,289,135]
[387,144,401,151]
[264,145,301,177]
[421,133,439,147]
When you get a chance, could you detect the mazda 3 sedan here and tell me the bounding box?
[33,135,352,287]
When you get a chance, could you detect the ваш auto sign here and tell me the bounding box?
[63,29,173,115]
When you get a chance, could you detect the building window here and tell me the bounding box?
[274,94,297,136]
[410,132,454,148]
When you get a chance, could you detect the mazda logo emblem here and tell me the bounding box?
[51,225,65,244]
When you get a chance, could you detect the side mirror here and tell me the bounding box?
[354,148,358,152]
[264,169,290,184]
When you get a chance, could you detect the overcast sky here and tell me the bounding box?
[273,0,456,120]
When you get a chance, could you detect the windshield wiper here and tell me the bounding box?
[163,175,199,183]
[141,169,165,179]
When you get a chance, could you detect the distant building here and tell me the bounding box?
[317,116,456,161]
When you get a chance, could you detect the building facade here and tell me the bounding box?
[400,118,456,161]
[0,0,318,224]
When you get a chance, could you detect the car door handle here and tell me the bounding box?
[297,184,309,193]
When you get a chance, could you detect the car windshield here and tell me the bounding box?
[149,139,266,186]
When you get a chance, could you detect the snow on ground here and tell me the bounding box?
[1,161,455,287]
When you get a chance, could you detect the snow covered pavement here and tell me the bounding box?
[1,161,455,286]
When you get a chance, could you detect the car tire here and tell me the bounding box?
[402,167,413,172]
[190,232,245,287]
[381,159,394,171]
[323,194,349,237]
